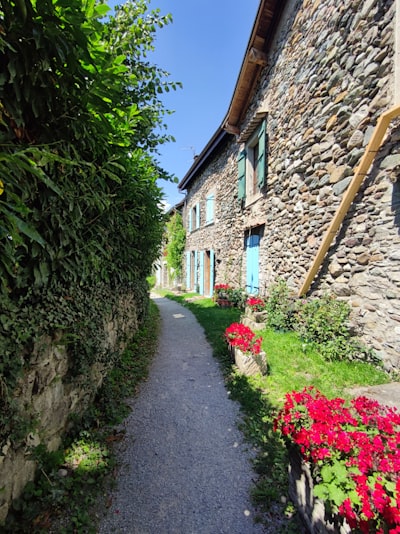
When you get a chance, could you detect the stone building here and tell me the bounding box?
[178,0,400,370]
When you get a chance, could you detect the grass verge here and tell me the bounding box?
[160,290,390,532]
[4,299,160,534]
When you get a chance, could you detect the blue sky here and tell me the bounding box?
[111,0,260,209]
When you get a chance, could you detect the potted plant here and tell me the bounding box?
[274,386,400,534]
[245,296,267,323]
[214,283,233,307]
[224,322,267,375]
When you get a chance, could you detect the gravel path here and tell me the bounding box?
[98,295,267,534]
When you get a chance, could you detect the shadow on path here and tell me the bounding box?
[98,296,266,534]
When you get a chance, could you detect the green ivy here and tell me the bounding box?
[0,0,180,449]
[165,212,186,279]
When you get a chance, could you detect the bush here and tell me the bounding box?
[294,294,355,361]
[227,287,248,309]
[264,278,294,331]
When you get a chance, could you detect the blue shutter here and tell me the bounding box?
[188,209,192,232]
[238,150,246,202]
[246,234,260,294]
[186,251,191,290]
[257,119,267,188]
[209,250,215,297]
[194,250,198,291]
[206,194,214,224]
[199,251,204,295]
[196,202,200,229]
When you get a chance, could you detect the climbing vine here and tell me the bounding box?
[165,212,186,279]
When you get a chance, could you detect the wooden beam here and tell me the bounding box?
[223,122,240,135]
[248,47,268,66]
[298,103,400,297]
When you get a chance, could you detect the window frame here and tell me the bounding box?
[205,193,215,225]
[237,117,267,207]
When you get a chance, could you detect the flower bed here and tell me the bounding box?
[274,387,400,533]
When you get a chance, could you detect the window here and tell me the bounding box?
[205,193,215,225]
[188,209,192,232]
[188,203,200,232]
[237,118,268,206]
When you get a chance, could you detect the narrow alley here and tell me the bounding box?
[98,296,267,534]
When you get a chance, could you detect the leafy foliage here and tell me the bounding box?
[0,0,180,445]
[165,211,186,278]
[264,278,294,331]
[294,294,358,361]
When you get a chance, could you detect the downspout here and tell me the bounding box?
[298,103,400,297]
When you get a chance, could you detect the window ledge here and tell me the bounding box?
[245,193,263,208]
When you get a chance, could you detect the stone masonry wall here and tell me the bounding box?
[183,0,400,370]
[184,136,249,287]
[0,293,142,524]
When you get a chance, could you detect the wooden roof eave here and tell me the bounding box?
[223,0,287,134]
[178,0,286,192]
[178,127,230,191]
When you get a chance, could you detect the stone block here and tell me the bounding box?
[229,345,267,376]
[288,446,351,534]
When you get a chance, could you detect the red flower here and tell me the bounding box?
[246,296,265,312]
[224,322,263,356]
[274,387,400,532]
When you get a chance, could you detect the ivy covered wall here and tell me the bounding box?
[0,0,179,519]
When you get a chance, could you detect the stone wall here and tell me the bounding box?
[184,135,248,287]
[183,0,400,370]
[0,293,142,524]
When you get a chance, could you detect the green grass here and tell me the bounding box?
[158,290,390,532]
[256,328,389,403]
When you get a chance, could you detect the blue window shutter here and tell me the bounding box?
[246,234,260,294]
[238,150,246,202]
[186,251,191,290]
[199,251,204,295]
[194,250,198,290]
[209,250,215,297]
[257,119,267,188]
[206,194,214,224]
[188,209,192,232]
[196,203,200,229]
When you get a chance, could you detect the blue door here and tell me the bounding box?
[246,234,260,294]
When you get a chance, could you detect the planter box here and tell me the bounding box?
[228,344,267,376]
[241,308,267,331]
[241,315,265,331]
[288,446,351,534]
[216,298,233,308]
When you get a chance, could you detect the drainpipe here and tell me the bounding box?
[298,103,400,297]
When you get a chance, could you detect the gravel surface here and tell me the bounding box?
[98,296,268,534]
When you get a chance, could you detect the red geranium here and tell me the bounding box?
[274,386,400,532]
[224,322,262,356]
[246,296,265,312]
[214,283,231,292]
